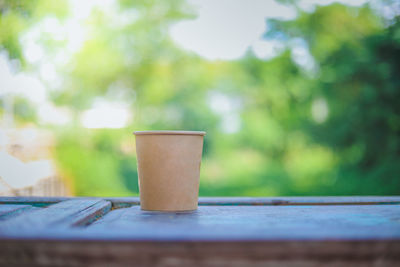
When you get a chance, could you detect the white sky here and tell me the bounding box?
[170,0,296,60]
[208,91,242,133]
[0,53,46,104]
[80,99,131,129]
[170,0,369,60]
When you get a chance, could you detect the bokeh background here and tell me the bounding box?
[0,0,399,197]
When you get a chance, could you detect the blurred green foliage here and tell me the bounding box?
[0,0,68,63]
[1,0,399,196]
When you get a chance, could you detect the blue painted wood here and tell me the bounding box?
[2,196,400,208]
[0,199,111,235]
[82,204,400,241]
[109,196,400,208]
[198,196,400,206]
[0,203,399,241]
[0,197,399,266]
[0,204,33,220]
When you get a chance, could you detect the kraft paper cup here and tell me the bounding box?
[134,130,206,212]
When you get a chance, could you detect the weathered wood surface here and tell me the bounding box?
[0,204,33,220]
[0,199,111,235]
[1,240,399,267]
[198,196,400,206]
[0,196,399,266]
[1,196,400,208]
[84,205,400,241]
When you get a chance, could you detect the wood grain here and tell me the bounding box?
[85,204,400,241]
[0,204,398,241]
[2,196,399,209]
[108,196,400,208]
[0,199,111,235]
[0,196,69,207]
[0,240,399,267]
[198,196,400,206]
[0,197,399,266]
[0,204,33,220]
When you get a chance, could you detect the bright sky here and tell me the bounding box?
[170,0,369,60]
[81,99,131,129]
[170,0,296,60]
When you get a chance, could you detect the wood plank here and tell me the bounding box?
[1,196,400,208]
[0,196,72,207]
[0,199,111,236]
[108,196,400,208]
[0,197,399,265]
[0,204,33,220]
[199,196,400,206]
[82,204,400,241]
[83,205,400,243]
[0,240,399,267]
[3,204,397,241]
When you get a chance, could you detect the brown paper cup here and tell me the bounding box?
[134,131,206,212]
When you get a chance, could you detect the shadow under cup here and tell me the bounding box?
[134,131,206,212]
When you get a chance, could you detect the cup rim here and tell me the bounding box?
[133,130,206,136]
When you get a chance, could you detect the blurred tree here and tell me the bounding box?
[266,4,400,194]
[0,0,68,63]
[1,1,399,196]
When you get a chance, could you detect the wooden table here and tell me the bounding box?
[0,196,399,266]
